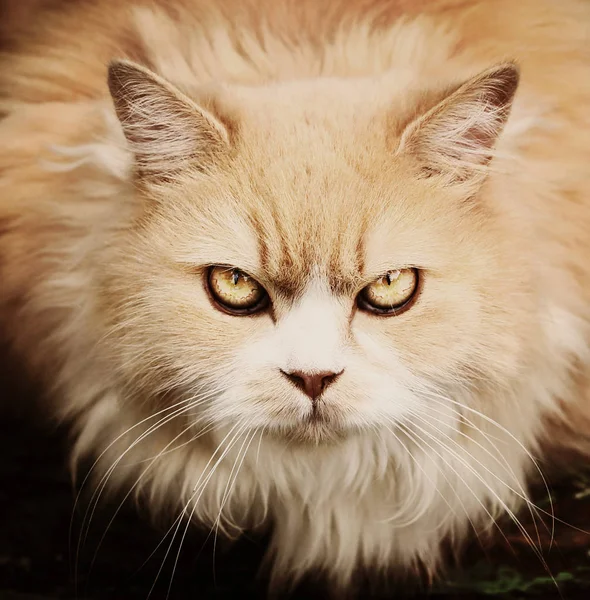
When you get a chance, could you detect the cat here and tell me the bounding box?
[1,0,590,593]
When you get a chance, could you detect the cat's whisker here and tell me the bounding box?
[130,420,219,465]
[408,406,547,550]
[397,415,555,580]
[383,420,487,559]
[75,387,223,579]
[72,392,203,504]
[144,420,249,598]
[392,420,518,557]
[132,420,249,585]
[418,388,557,545]
[414,392,507,446]
[211,428,259,588]
[376,420,460,528]
[87,415,216,576]
[249,426,270,529]
[157,420,253,600]
[80,396,206,535]
[255,425,267,468]
[71,392,207,585]
[216,428,259,534]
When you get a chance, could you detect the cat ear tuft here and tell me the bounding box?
[397,63,520,182]
[107,60,229,181]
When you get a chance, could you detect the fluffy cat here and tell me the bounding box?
[1,0,590,592]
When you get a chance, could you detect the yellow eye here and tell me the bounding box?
[358,268,419,315]
[207,266,269,315]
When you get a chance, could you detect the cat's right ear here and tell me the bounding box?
[107,60,230,181]
[396,63,519,184]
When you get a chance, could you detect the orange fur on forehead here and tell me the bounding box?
[118,58,517,299]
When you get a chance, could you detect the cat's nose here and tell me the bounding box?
[281,369,343,401]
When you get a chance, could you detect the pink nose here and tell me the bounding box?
[281,369,343,401]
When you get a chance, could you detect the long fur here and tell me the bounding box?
[1,0,590,593]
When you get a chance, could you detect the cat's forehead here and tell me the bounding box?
[243,185,369,296]
[176,79,461,296]
[187,157,451,300]
[223,76,399,168]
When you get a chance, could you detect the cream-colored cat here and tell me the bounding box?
[1,0,590,592]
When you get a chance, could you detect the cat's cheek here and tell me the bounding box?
[345,334,430,419]
[351,281,489,386]
[193,333,312,428]
[207,386,312,432]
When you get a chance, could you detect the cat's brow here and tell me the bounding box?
[263,254,364,300]
[247,187,367,298]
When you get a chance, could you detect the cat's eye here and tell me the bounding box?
[207,266,269,315]
[358,268,419,315]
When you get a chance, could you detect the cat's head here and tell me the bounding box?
[102,60,533,443]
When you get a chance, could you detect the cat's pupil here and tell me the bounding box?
[232,270,240,286]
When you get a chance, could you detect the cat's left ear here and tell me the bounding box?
[108,60,230,181]
[397,63,519,182]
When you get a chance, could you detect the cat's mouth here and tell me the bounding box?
[304,408,330,428]
[278,405,352,444]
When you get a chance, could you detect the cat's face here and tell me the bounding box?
[103,61,533,443]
